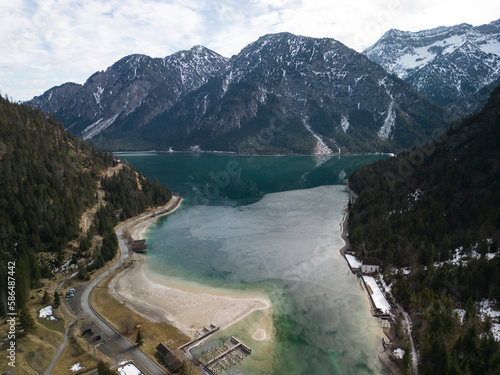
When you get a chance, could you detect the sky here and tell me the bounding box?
[1,0,499,101]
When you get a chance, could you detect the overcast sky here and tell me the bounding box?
[1,0,499,101]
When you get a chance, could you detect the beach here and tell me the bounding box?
[110,196,272,339]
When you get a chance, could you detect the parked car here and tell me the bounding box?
[91,335,101,343]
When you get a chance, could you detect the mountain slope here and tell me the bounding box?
[147,33,449,154]
[30,33,450,154]
[29,46,228,146]
[347,83,500,374]
[0,96,172,318]
[364,18,500,107]
[349,84,500,266]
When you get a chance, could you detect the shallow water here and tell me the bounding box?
[119,153,388,375]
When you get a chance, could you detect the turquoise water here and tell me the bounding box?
[118,153,388,375]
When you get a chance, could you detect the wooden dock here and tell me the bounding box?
[198,336,252,375]
[178,324,219,351]
[205,337,251,367]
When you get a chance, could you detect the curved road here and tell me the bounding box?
[80,197,182,375]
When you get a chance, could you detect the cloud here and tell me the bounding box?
[1,0,499,101]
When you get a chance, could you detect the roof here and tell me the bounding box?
[133,239,146,244]
[156,343,182,371]
[133,243,147,250]
[362,257,380,266]
[156,343,170,356]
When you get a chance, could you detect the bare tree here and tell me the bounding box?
[122,313,133,335]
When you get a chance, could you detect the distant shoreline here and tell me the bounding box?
[113,150,395,157]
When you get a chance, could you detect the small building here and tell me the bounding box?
[156,343,183,373]
[133,239,147,252]
[361,257,380,274]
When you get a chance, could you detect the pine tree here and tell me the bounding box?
[97,360,116,375]
[135,327,144,347]
[465,296,476,323]
[41,290,50,305]
[19,307,35,334]
[53,291,60,309]
[402,345,411,375]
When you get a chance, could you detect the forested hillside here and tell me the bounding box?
[0,96,171,318]
[348,85,500,374]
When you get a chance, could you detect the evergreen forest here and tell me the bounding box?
[0,96,171,318]
[348,85,500,374]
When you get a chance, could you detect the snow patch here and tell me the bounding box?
[81,112,121,140]
[454,308,466,325]
[39,305,56,320]
[440,245,497,268]
[478,299,500,341]
[393,348,404,359]
[409,189,423,201]
[71,363,83,372]
[480,39,500,55]
[340,116,350,133]
[302,118,333,155]
[93,86,104,106]
[378,101,396,140]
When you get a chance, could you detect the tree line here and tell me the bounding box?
[347,85,500,373]
[0,95,172,317]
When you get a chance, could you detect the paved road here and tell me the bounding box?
[79,199,181,375]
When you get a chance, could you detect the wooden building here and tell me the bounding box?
[361,257,380,274]
[156,343,183,372]
[133,239,147,252]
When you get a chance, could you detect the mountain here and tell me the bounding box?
[446,76,500,117]
[29,33,450,154]
[364,18,500,108]
[29,46,229,145]
[347,83,500,375]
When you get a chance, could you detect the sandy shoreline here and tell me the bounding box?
[111,196,272,339]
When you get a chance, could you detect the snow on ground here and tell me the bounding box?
[444,246,497,267]
[345,254,361,269]
[70,363,83,372]
[393,348,404,359]
[364,276,392,314]
[379,274,392,295]
[39,306,56,320]
[478,299,500,341]
[117,363,143,375]
[454,308,466,325]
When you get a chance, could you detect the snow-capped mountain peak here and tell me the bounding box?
[364,18,500,106]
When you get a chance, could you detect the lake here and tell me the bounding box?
[118,152,389,375]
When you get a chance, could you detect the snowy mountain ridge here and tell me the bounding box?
[364,18,500,106]
[29,32,449,153]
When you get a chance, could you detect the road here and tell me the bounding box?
[79,197,182,375]
[401,310,418,375]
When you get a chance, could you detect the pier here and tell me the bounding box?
[196,336,252,375]
[178,324,219,351]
